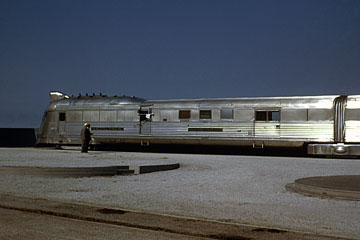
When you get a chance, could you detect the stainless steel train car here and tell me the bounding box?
[37,91,360,156]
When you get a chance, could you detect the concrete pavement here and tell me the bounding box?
[0,194,348,240]
[0,148,359,239]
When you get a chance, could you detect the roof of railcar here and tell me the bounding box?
[145,95,342,108]
[46,94,360,111]
[145,95,339,104]
[46,95,145,111]
[146,95,340,103]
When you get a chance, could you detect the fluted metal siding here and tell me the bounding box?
[255,123,279,137]
[280,122,333,140]
[149,122,334,141]
[333,95,348,142]
[151,122,254,138]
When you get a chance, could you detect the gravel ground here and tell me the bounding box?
[0,147,359,239]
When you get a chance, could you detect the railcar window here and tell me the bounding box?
[221,109,233,119]
[179,110,191,120]
[255,110,280,122]
[308,109,333,121]
[255,111,267,121]
[268,111,279,121]
[346,109,360,121]
[234,109,254,122]
[281,109,307,121]
[200,110,212,119]
[59,112,66,121]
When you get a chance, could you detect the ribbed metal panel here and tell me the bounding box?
[151,122,253,138]
[280,123,333,140]
[334,95,348,143]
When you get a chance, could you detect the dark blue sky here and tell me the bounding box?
[1,0,360,127]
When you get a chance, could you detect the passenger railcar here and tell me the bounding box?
[37,91,360,156]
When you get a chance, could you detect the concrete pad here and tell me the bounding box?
[0,164,180,178]
[286,175,360,201]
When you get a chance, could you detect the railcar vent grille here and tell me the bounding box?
[188,128,223,132]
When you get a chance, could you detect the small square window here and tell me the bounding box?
[221,109,233,119]
[255,111,267,121]
[179,110,191,120]
[200,110,211,119]
[268,111,280,121]
[59,112,66,121]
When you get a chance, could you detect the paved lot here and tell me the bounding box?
[0,207,210,240]
[0,148,359,239]
[0,194,346,240]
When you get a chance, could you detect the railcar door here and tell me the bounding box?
[58,112,66,142]
[138,106,153,135]
[254,110,280,138]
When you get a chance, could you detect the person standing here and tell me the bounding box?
[81,123,92,153]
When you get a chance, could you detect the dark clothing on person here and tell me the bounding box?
[81,126,91,153]
[81,140,90,153]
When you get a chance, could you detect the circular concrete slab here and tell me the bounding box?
[286,175,360,201]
